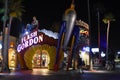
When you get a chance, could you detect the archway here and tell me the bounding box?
[24,44,57,70]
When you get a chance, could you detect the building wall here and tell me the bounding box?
[0,35,17,70]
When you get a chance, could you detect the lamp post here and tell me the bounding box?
[97,11,100,51]
[87,0,93,70]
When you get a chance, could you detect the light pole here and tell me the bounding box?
[97,11,100,51]
[87,0,93,70]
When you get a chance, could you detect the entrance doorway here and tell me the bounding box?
[32,50,49,68]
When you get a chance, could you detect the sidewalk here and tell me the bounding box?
[86,65,120,73]
[0,68,120,76]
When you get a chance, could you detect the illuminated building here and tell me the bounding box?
[17,29,63,70]
[0,24,90,71]
[0,33,17,70]
[0,29,64,70]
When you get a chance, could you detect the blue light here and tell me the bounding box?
[83,46,90,52]
[117,51,120,54]
[25,31,29,35]
[0,43,2,49]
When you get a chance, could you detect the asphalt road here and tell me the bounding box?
[0,69,120,80]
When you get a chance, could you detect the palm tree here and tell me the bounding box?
[0,0,25,31]
[102,13,115,61]
[0,0,25,72]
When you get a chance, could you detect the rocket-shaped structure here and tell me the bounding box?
[63,0,77,49]
[54,0,77,71]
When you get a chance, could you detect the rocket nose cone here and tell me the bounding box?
[63,11,76,49]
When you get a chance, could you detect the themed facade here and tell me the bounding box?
[0,29,64,70]
[0,26,90,71]
[17,29,64,70]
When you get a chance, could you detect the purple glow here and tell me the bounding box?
[17,31,43,53]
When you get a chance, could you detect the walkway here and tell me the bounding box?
[0,68,120,76]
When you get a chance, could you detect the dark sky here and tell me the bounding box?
[1,0,120,52]
[22,0,120,51]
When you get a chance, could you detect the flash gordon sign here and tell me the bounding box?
[17,31,43,53]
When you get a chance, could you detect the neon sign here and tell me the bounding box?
[17,31,43,52]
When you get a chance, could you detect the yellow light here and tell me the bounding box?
[10,42,14,47]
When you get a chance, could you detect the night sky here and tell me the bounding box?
[1,0,120,52]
